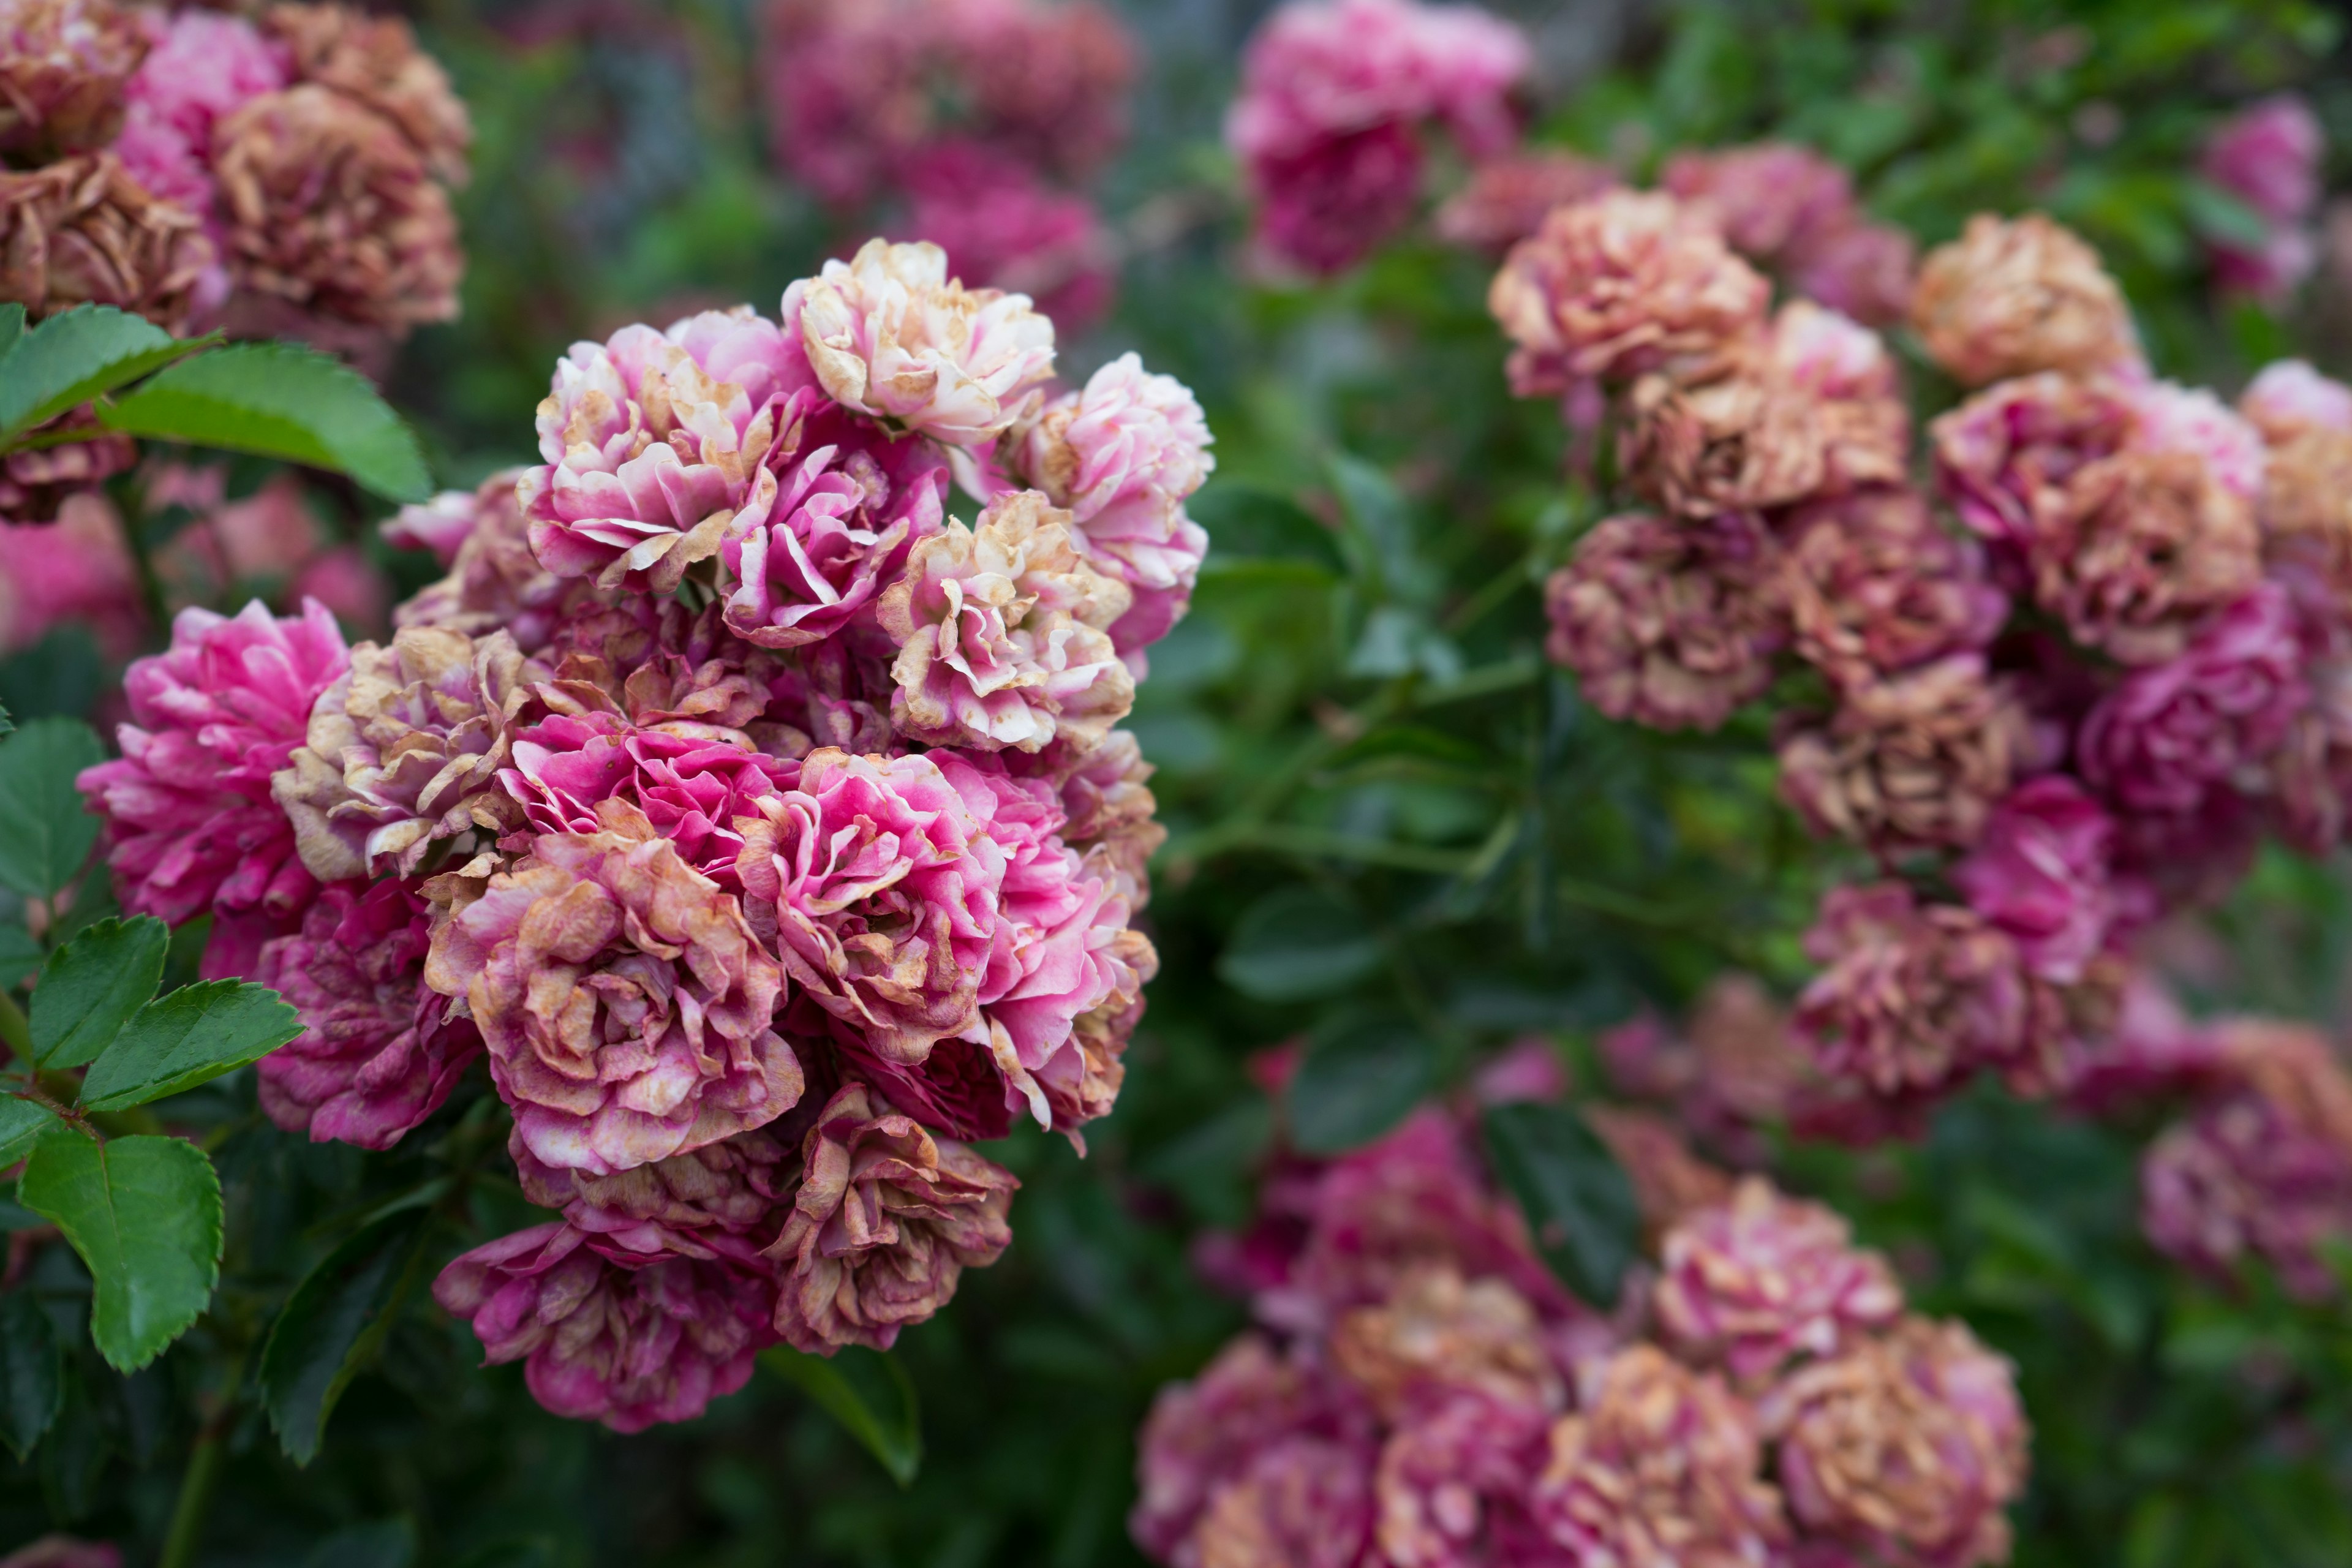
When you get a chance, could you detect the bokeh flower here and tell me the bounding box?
[0,151,212,329]
[1951,776,2121,984]
[1776,654,2026,856]
[1911,213,2142,387]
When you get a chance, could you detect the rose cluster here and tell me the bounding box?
[1492,164,2352,1128]
[0,0,468,349]
[1228,0,1532,275]
[2198,94,2324,305]
[75,238,1211,1430]
[1138,1077,2027,1568]
[760,0,1132,330]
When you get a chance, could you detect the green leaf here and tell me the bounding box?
[0,1097,58,1167]
[301,1518,417,1568]
[78,981,302,1112]
[0,923,40,990]
[1186,484,1343,572]
[0,1290,60,1460]
[1218,887,1381,1003]
[1287,1011,1436,1155]
[1480,1101,1640,1306]
[761,1345,922,1486]
[17,1128,223,1371]
[0,716,104,898]
[260,1200,437,1465]
[100,341,432,502]
[0,305,188,445]
[0,303,24,367]
[29,915,168,1070]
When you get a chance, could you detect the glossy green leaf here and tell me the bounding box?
[78,981,302,1112]
[761,1345,921,1486]
[0,1097,57,1168]
[0,923,40,990]
[1287,1011,1435,1154]
[0,1290,60,1460]
[260,1200,437,1465]
[0,304,23,367]
[1217,886,1381,1003]
[0,305,188,445]
[100,342,432,502]
[0,716,104,898]
[1187,484,1343,571]
[1481,1101,1640,1306]
[29,915,168,1069]
[17,1128,222,1371]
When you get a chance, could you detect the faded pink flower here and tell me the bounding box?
[1229,0,1529,273]
[263,2,472,184]
[0,0,146,158]
[432,1219,774,1431]
[1544,510,1784,733]
[2241,359,2352,443]
[2141,1088,2352,1299]
[0,407,134,524]
[720,391,947,650]
[1531,1344,1787,1568]
[0,494,141,657]
[1762,1319,2027,1568]
[0,1536,122,1568]
[254,879,482,1150]
[1188,1436,1378,1568]
[1433,148,1620,255]
[1006,350,1215,661]
[1131,1333,1374,1564]
[503,718,798,889]
[2127,380,2266,502]
[1653,1177,1904,1384]
[1374,1391,1555,1568]
[1794,881,2062,1100]
[2077,581,2305,815]
[764,1080,1017,1352]
[2058,968,2220,1112]
[271,625,536,883]
[1586,1104,1737,1238]
[77,599,349,934]
[424,826,802,1175]
[0,152,215,331]
[1044,727,1167,911]
[1951,776,2120,985]
[1775,654,2026,856]
[114,8,287,222]
[1789,221,1917,330]
[1329,1264,1562,1420]
[533,597,802,741]
[1491,190,1771,390]
[876,489,1134,753]
[1910,212,2143,388]
[514,1123,794,1257]
[1661,141,1855,262]
[1929,371,2137,568]
[732,746,997,1061]
[1779,488,2007,689]
[896,144,1115,332]
[522,308,807,595]
[384,484,485,567]
[787,238,1056,447]
[2202,96,2322,302]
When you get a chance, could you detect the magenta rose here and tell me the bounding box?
[1951,775,2121,984]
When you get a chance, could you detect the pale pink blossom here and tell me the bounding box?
[2127,379,2266,502]
[113,7,287,222]
[2241,359,2352,442]
[895,143,1115,331]
[787,238,1055,447]
[0,494,142,657]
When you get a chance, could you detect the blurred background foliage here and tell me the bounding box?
[11,0,2352,1564]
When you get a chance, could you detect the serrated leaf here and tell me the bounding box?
[29,915,167,1069]
[0,1290,61,1460]
[0,923,39,990]
[261,1201,436,1465]
[1287,1011,1435,1155]
[1481,1101,1640,1306]
[17,1128,223,1371]
[78,981,302,1112]
[0,306,188,445]
[100,342,432,502]
[1218,886,1382,1003]
[761,1345,922,1486]
[0,716,104,898]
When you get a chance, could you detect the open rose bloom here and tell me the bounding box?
[72,237,1206,1431]
[1133,1086,2027,1568]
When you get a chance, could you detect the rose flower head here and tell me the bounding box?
[1434,148,1620,255]
[255,879,482,1150]
[1329,1263,1561,1421]
[426,824,802,1176]
[1780,488,2008,690]
[1653,1176,1904,1384]
[1544,510,1785,733]
[1776,653,2026,857]
[877,488,1134,753]
[764,1081,1017,1352]
[1660,140,1855,262]
[1911,212,2143,386]
[392,469,589,654]
[1531,1344,1787,1568]
[1490,189,1771,392]
[524,307,807,595]
[0,0,146,158]
[0,152,213,331]
[433,1219,774,1432]
[788,238,1056,447]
